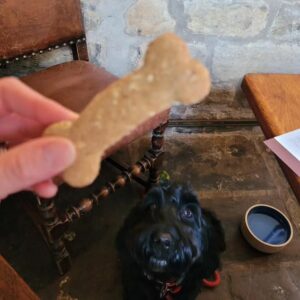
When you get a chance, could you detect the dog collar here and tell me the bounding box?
[202,270,221,288]
[144,270,221,299]
[143,271,184,299]
[160,281,183,299]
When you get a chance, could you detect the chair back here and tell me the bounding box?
[0,0,86,65]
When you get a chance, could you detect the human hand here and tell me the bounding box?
[0,77,78,200]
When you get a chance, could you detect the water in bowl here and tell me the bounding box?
[248,209,290,245]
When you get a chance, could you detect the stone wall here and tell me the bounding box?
[1,0,300,121]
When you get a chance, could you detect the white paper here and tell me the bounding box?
[264,128,300,176]
[275,129,300,161]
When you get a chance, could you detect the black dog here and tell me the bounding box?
[116,184,225,300]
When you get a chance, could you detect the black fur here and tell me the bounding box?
[116,184,225,300]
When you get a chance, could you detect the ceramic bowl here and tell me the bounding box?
[241,204,293,253]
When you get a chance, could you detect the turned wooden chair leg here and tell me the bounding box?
[37,198,71,275]
[148,121,168,188]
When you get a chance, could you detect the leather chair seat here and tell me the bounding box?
[22,60,169,158]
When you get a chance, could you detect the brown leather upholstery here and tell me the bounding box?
[0,0,84,60]
[22,61,117,112]
[22,61,169,158]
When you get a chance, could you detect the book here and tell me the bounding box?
[264,129,300,176]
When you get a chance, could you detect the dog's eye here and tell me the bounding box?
[181,207,193,219]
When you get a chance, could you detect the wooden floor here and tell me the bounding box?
[1,123,300,300]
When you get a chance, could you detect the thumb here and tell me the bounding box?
[0,137,76,200]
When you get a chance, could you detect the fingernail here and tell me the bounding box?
[42,138,76,172]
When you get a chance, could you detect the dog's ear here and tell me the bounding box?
[196,209,226,278]
[203,209,226,253]
[179,185,201,207]
[144,186,164,204]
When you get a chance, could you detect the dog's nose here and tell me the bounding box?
[153,232,172,249]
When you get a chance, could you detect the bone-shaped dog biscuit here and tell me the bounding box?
[44,33,211,187]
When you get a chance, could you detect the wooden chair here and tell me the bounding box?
[0,256,39,300]
[0,0,169,274]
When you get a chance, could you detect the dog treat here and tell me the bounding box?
[44,33,211,187]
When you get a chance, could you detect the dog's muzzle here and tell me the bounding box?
[146,231,173,272]
[153,231,173,252]
[135,226,195,276]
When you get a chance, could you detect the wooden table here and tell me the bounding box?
[242,74,300,202]
[0,255,39,300]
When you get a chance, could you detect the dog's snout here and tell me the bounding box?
[153,232,172,249]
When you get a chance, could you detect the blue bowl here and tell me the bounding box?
[241,204,293,253]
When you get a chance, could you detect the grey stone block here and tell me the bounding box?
[270,4,300,41]
[184,0,268,38]
[125,0,176,36]
[213,41,300,83]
